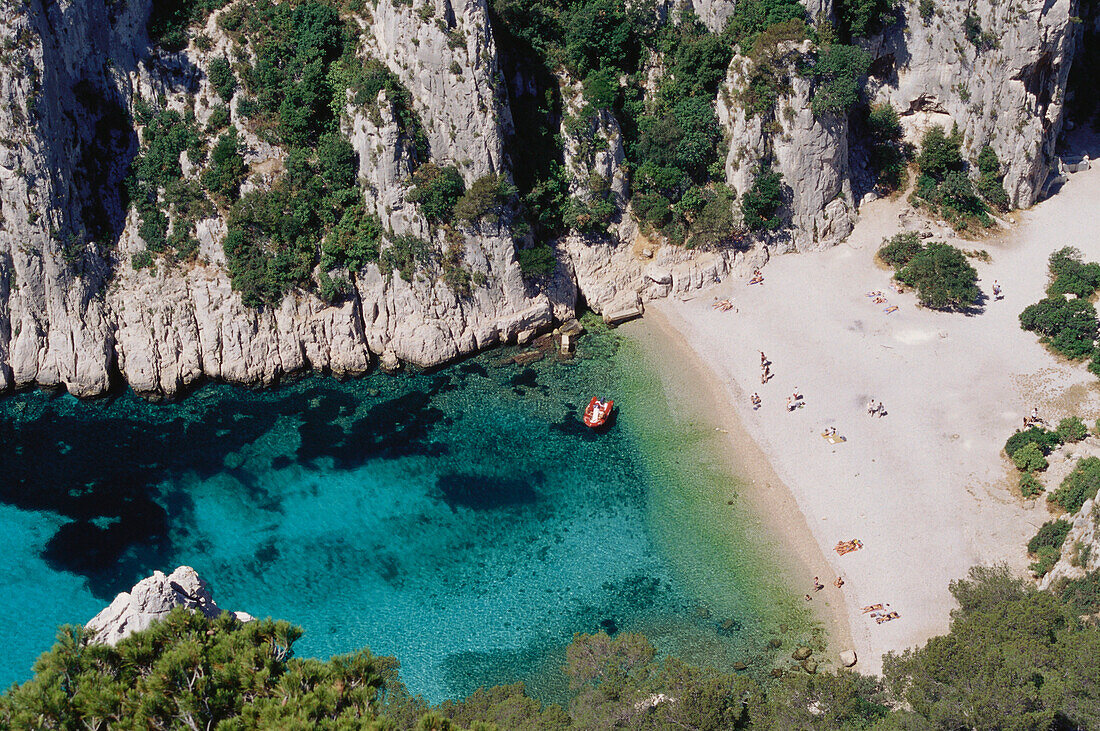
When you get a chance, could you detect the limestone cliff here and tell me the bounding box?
[0,0,1089,397]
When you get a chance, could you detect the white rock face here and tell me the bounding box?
[0,0,1085,397]
[866,0,1077,208]
[1039,498,1100,590]
[86,566,245,645]
[719,43,856,253]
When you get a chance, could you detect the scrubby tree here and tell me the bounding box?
[895,241,980,310]
[740,163,785,231]
[1049,456,1100,513]
[408,163,465,223]
[1019,297,1099,359]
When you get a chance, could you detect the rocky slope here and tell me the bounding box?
[86,566,251,645]
[0,0,1087,397]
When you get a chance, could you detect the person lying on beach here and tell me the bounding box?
[884,305,899,314]
[751,393,762,409]
[876,612,900,624]
[834,576,844,588]
[821,426,837,437]
[873,296,887,304]
[861,604,883,613]
[749,269,764,284]
[813,577,824,591]
[786,397,794,412]
[866,291,884,298]
[760,351,767,366]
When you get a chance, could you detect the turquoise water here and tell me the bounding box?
[0,324,809,701]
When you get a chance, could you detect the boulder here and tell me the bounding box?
[840,650,858,667]
[792,646,813,661]
[85,566,244,646]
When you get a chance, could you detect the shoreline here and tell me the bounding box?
[620,312,857,665]
[637,151,1100,674]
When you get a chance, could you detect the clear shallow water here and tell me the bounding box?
[0,323,809,701]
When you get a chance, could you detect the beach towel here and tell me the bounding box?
[826,435,847,444]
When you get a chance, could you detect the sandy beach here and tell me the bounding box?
[646,150,1100,674]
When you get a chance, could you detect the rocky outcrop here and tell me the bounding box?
[0,0,1089,398]
[86,566,251,645]
[0,0,555,398]
[1039,498,1100,591]
[865,0,1078,208]
[719,42,856,253]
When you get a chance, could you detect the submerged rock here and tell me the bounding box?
[792,646,813,661]
[86,566,249,646]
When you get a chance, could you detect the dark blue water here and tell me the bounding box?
[0,322,808,701]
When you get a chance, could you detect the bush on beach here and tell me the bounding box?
[1056,416,1089,443]
[1012,442,1048,473]
[1019,471,1044,498]
[1004,426,1062,458]
[890,241,980,311]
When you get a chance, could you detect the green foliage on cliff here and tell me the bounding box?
[810,44,871,117]
[201,126,246,200]
[740,163,786,232]
[865,102,909,193]
[147,0,230,52]
[408,164,465,224]
[975,145,1009,211]
[912,125,991,229]
[1050,456,1100,514]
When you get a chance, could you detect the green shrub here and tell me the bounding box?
[131,249,154,270]
[1019,297,1098,359]
[1012,442,1049,472]
[866,103,908,192]
[895,242,980,310]
[1056,416,1089,443]
[1004,426,1062,457]
[207,57,236,102]
[975,146,1008,211]
[1049,456,1100,513]
[877,232,923,268]
[201,126,247,200]
[1019,472,1044,498]
[1056,570,1100,615]
[810,44,871,116]
[740,163,785,231]
[207,104,231,131]
[916,125,964,179]
[918,0,936,23]
[1047,246,1100,298]
[1029,519,1073,554]
[320,203,382,273]
[408,164,465,223]
[380,234,434,282]
[1030,545,1062,577]
[455,174,515,226]
[516,244,556,276]
[834,0,896,40]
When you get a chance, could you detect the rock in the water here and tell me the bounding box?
[801,659,818,674]
[840,650,858,667]
[792,646,813,661]
[85,566,244,646]
[732,660,749,670]
[768,638,782,648]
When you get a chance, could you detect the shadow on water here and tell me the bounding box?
[433,471,543,512]
[0,375,459,599]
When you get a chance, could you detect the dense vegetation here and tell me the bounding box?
[7,565,1100,728]
[1019,247,1100,372]
[876,233,980,310]
[911,125,992,230]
